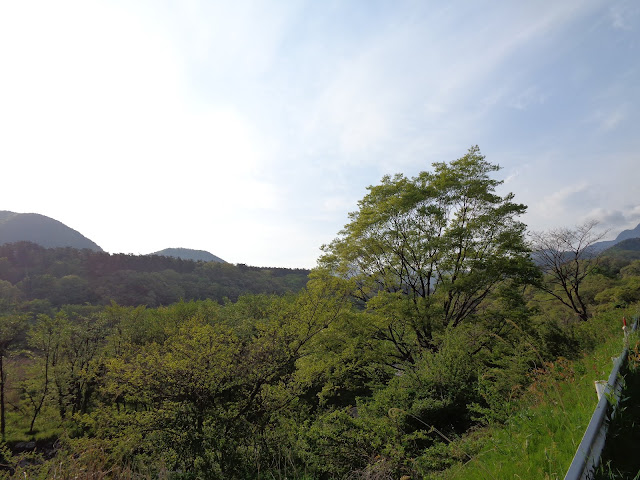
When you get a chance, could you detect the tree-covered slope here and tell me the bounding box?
[602,238,640,262]
[149,247,226,263]
[0,242,309,308]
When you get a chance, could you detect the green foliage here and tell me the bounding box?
[602,238,640,264]
[441,308,636,480]
[0,242,310,307]
[0,314,28,441]
[595,277,640,308]
[59,280,352,479]
[0,280,22,312]
[320,146,537,361]
[301,409,390,478]
[621,260,640,278]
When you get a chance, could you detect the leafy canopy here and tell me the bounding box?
[320,146,535,358]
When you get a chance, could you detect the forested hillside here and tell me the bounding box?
[0,147,638,479]
[148,247,226,263]
[0,242,309,310]
[602,238,640,262]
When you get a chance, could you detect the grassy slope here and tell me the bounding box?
[594,340,640,479]
[436,308,637,480]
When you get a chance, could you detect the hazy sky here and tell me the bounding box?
[1,1,638,268]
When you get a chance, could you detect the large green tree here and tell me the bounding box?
[319,146,536,361]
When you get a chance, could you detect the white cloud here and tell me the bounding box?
[530,182,590,221]
[171,1,299,79]
[586,106,628,132]
[584,206,640,230]
[503,170,520,186]
[584,208,627,227]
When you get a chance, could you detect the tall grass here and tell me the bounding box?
[593,335,640,480]
[435,308,637,480]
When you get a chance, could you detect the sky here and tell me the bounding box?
[1,0,639,268]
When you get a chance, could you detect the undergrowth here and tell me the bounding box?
[437,308,637,480]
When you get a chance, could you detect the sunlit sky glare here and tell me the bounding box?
[1,0,639,268]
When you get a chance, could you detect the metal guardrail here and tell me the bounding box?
[564,317,638,480]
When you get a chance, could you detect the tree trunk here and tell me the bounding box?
[28,352,50,434]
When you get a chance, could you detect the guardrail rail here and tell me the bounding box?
[564,316,638,480]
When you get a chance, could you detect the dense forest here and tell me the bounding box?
[0,147,639,479]
[0,242,309,310]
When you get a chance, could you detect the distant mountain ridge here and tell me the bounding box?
[592,223,640,252]
[0,211,227,263]
[150,248,226,263]
[0,211,102,251]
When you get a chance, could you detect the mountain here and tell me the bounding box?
[150,247,226,263]
[0,211,102,251]
[611,238,640,252]
[592,223,640,252]
[601,237,640,262]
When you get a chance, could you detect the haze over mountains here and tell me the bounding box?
[592,223,640,253]
[0,211,224,263]
[0,211,102,251]
[2,210,640,264]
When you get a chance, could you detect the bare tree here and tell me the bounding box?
[530,220,607,321]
